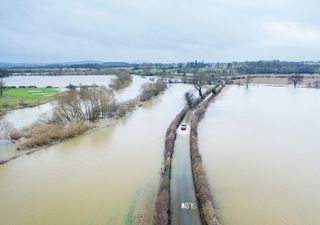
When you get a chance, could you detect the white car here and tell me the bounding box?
[181,124,187,130]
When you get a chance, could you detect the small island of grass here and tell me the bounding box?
[0,88,59,112]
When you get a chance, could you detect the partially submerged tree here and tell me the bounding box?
[0,79,6,97]
[192,71,211,97]
[66,83,76,90]
[244,76,253,89]
[139,79,167,101]
[288,75,304,88]
[185,92,194,109]
[54,86,115,122]
[109,70,132,90]
[0,69,10,97]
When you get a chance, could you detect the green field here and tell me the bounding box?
[0,88,59,110]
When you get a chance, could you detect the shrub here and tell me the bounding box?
[9,129,24,140]
[116,104,128,118]
[109,71,132,90]
[139,79,167,101]
[16,122,94,150]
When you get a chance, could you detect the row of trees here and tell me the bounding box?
[191,72,319,90]
[238,74,305,88]
[234,61,320,74]
[132,61,320,76]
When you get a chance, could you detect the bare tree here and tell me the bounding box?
[139,83,154,101]
[185,92,194,109]
[0,69,11,97]
[192,71,211,97]
[109,70,132,90]
[139,79,167,101]
[244,76,253,89]
[0,79,5,97]
[288,75,304,88]
[54,86,115,122]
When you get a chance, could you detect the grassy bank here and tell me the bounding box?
[190,84,224,225]
[0,88,59,110]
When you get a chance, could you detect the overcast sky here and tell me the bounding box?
[1,0,320,63]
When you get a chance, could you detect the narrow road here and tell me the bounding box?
[170,111,202,225]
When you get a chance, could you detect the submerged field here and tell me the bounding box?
[0,84,194,225]
[198,85,320,225]
[0,88,59,110]
[1,76,319,225]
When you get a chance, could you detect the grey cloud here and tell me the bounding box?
[0,0,320,62]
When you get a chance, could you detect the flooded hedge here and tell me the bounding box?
[190,84,223,225]
[12,122,95,150]
[155,106,188,225]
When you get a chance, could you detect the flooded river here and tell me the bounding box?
[198,85,320,225]
[0,84,193,225]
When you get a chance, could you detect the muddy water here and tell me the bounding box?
[2,103,54,129]
[116,75,150,102]
[198,85,320,225]
[0,84,193,225]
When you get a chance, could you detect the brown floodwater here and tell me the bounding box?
[198,85,320,225]
[0,83,193,225]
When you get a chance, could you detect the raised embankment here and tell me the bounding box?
[190,84,224,225]
[154,84,221,225]
[170,109,202,225]
[154,106,188,225]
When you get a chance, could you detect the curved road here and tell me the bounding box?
[170,111,202,225]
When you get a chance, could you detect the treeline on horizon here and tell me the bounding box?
[1,60,320,76]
